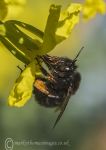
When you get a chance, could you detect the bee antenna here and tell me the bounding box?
[73,46,84,61]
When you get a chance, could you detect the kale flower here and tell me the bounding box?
[7,3,82,107]
[82,0,106,20]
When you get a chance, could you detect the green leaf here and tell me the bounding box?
[4,21,41,57]
[7,20,44,39]
[0,20,43,63]
[0,35,30,64]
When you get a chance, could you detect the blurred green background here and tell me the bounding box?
[0,0,106,150]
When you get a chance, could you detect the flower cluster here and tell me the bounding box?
[82,0,106,20]
[0,0,106,108]
[8,4,82,107]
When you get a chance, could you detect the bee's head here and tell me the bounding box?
[55,57,74,73]
[56,47,84,73]
[39,47,83,78]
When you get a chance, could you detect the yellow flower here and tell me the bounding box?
[8,61,39,107]
[8,3,82,107]
[0,0,8,20]
[6,0,26,19]
[56,4,82,41]
[0,0,26,20]
[40,4,82,55]
[82,0,106,20]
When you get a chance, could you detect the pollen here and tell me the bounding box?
[19,37,24,44]
[34,79,49,95]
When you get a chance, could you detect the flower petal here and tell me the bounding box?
[56,3,82,43]
[8,61,38,107]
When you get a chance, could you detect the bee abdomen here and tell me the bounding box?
[34,87,64,107]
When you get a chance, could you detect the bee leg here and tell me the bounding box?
[41,56,59,75]
[36,57,54,79]
[17,65,23,73]
[24,64,27,68]
[48,94,59,99]
[36,57,48,76]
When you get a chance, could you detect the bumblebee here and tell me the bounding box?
[0,19,82,128]
[33,48,83,128]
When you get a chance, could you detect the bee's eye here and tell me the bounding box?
[57,65,70,72]
[65,67,70,71]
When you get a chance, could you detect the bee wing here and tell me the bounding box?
[53,87,72,129]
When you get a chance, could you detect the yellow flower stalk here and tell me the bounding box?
[82,0,106,20]
[7,3,82,107]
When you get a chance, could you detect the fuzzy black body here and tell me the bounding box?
[33,55,81,108]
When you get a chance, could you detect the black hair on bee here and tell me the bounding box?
[33,47,83,128]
